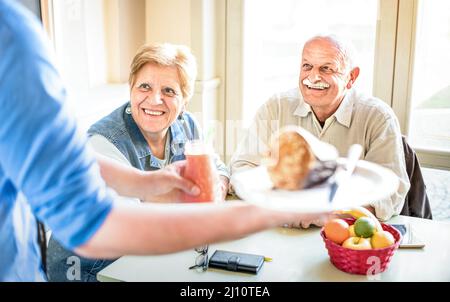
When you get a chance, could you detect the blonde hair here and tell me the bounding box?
[129,43,197,99]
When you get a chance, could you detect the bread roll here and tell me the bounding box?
[266,128,315,190]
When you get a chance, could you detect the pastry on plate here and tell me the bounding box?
[265,126,337,190]
[265,127,315,190]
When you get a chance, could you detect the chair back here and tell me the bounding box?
[400,136,433,219]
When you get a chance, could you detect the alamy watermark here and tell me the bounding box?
[66,255,81,281]
[366,255,382,281]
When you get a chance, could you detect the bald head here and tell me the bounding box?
[303,35,357,72]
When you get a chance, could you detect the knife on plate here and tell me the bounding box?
[328,144,363,203]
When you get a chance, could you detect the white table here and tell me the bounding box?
[97,215,450,282]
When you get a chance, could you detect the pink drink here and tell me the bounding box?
[181,141,217,202]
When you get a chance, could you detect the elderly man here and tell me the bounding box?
[230,35,410,225]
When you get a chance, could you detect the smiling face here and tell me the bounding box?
[299,37,359,120]
[130,63,185,141]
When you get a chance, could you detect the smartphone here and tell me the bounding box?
[208,250,265,274]
[390,223,425,248]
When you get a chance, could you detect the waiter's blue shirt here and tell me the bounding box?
[0,0,113,281]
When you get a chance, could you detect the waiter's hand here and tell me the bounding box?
[141,161,200,202]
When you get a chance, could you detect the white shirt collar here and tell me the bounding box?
[294,89,354,128]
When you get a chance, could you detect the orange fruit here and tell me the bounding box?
[324,219,350,245]
[371,230,395,249]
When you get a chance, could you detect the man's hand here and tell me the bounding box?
[217,175,230,202]
[285,213,337,229]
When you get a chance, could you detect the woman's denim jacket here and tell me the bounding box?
[87,102,229,176]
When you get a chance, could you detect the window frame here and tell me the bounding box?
[392,0,450,170]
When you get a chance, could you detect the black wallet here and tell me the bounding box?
[208,250,265,274]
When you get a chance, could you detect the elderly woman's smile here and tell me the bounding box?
[143,109,165,116]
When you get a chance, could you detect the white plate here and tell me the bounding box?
[231,158,399,213]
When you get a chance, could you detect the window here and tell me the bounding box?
[241,0,379,127]
[50,0,130,132]
[407,0,450,152]
[42,0,145,132]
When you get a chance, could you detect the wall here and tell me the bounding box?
[105,0,146,83]
[145,0,191,46]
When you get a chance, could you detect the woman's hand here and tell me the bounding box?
[217,175,230,201]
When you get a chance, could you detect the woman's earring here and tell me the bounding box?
[178,105,186,119]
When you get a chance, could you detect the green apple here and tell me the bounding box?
[342,237,372,250]
[354,217,376,238]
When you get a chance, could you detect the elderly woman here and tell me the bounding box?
[47,43,229,282]
[89,43,229,200]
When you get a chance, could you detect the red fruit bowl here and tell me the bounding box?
[321,218,402,275]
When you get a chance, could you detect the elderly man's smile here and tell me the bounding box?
[305,84,329,90]
[302,78,330,90]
